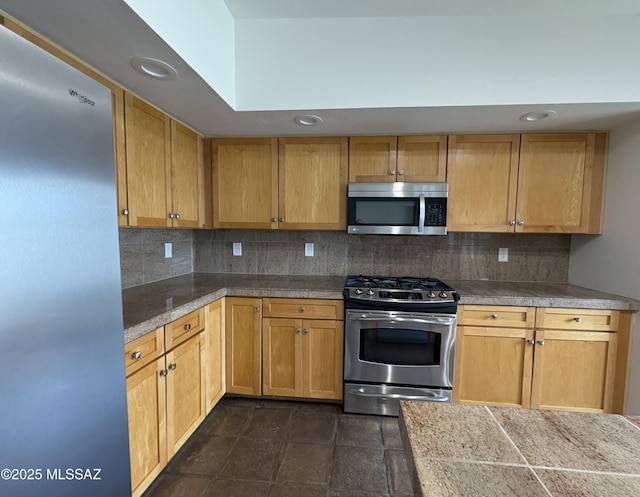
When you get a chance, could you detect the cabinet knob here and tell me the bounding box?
[271,217,277,222]
[574,317,582,323]
[255,307,261,312]
[184,323,191,331]
[295,328,301,334]
[508,220,515,226]
[537,340,545,346]
[299,307,305,312]
[168,213,175,219]
[397,169,404,176]
[279,217,285,223]
[491,314,499,319]
[175,213,181,220]
[517,220,524,225]
[168,363,177,371]
[121,208,129,216]
[132,351,142,360]
[527,339,535,345]
[303,328,309,334]
[159,369,168,377]
[389,170,396,175]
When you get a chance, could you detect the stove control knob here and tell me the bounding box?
[367,289,375,296]
[354,288,363,295]
[439,291,448,298]
[427,291,436,298]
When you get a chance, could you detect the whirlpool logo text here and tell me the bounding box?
[68,88,95,106]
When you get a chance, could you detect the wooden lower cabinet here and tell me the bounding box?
[262,317,343,400]
[225,297,262,396]
[204,299,225,413]
[454,305,620,413]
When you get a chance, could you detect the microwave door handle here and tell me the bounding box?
[418,193,425,233]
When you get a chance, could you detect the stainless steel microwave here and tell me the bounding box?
[347,182,448,235]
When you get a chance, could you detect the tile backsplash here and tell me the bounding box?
[119,228,570,289]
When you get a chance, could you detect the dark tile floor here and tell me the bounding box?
[142,396,415,497]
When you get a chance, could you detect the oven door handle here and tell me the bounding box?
[348,315,456,326]
[348,389,450,403]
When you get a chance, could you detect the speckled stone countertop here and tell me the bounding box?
[121,274,639,343]
[399,401,640,497]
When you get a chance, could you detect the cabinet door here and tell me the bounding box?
[447,134,520,232]
[263,318,302,397]
[302,319,344,400]
[212,138,279,229]
[205,300,225,413]
[348,136,397,183]
[397,135,447,182]
[165,332,205,458]
[170,121,204,228]
[225,297,262,395]
[126,357,166,497]
[124,93,172,227]
[516,133,607,233]
[453,326,534,408]
[530,330,617,413]
[278,137,348,230]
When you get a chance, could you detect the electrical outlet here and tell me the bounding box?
[164,242,172,258]
[232,242,242,256]
[305,243,314,257]
[498,247,508,262]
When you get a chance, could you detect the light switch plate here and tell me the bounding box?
[164,242,172,258]
[498,247,508,262]
[305,243,314,257]
[232,242,242,256]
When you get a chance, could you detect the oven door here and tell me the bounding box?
[344,310,456,388]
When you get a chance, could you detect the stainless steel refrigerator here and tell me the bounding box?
[0,24,131,496]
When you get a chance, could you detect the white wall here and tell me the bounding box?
[569,117,640,413]
[235,15,640,111]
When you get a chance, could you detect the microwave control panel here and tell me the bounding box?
[425,200,447,226]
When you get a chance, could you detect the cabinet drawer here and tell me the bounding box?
[166,308,205,350]
[458,305,535,328]
[125,327,165,377]
[536,308,619,332]
[262,298,344,320]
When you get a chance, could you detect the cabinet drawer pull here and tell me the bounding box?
[132,351,142,360]
[491,314,499,319]
[574,317,582,323]
[168,363,177,371]
[184,323,191,331]
[526,339,535,345]
[159,369,168,377]
[299,306,305,312]
[537,340,544,346]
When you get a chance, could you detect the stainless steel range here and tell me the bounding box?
[343,275,459,416]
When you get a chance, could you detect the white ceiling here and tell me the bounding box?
[1,0,640,137]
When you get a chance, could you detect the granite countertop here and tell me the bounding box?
[121,274,640,343]
[399,401,640,497]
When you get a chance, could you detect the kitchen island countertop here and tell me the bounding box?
[399,401,640,497]
[121,274,639,343]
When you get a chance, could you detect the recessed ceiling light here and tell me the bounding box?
[293,115,322,126]
[519,110,557,122]
[131,56,178,80]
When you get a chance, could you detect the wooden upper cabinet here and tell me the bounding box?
[211,138,279,229]
[447,134,520,232]
[516,133,607,233]
[170,122,204,228]
[348,136,397,182]
[124,93,172,227]
[348,135,446,183]
[278,136,348,230]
